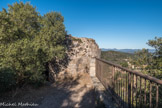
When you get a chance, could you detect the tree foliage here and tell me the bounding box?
[147,37,162,78]
[131,49,152,73]
[131,37,162,107]
[131,37,162,78]
[35,12,66,62]
[0,2,66,91]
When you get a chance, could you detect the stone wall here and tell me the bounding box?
[58,36,100,78]
[48,36,100,81]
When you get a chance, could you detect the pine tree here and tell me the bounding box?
[147,37,162,78]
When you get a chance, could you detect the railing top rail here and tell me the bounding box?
[96,57,162,85]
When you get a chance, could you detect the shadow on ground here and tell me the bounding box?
[37,74,96,108]
[0,73,97,108]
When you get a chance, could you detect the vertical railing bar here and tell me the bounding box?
[132,74,135,108]
[121,70,123,106]
[95,58,96,76]
[97,60,98,78]
[117,68,119,96]
[122,70,124,107]
[136,75,137,108]
[128,73,131,108]
[140,77,142,108]
[115,67,117,95]
[97,59,98,77]
[150,81,152,108]
[120,69,122,105]
[118,69,120,98]
[116,67,117,96]
[121,70,122,106]
[116,67,118,96]
[130,73,132,107]
[96,59,99,77]
[97,61,100,78]
[100,61,102,82]
[119,69,120,100]
[119,69,121,105]
[112,66,115,101]
[123,71,125,107]
[124,71,126,108]
[126,71,128,107]
[122,71,124,108]
[100,61,101,81]
[155,84,159,108]
[115,67,117,93]
[144,79,147,107]
[116,67,117,95]
[118,69,120,97]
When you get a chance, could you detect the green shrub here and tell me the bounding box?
[0,2,66,90]
[72,37,82,43]
[0,68,16,92]
[120,62,128,67]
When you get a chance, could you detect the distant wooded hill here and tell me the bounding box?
[101,48,155,53]
[101,51,135,65]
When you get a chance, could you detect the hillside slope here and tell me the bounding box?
[101,50,135,65]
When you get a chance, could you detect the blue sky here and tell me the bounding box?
[1,0,162,49]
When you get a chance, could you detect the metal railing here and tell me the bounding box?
[95,58,162,108]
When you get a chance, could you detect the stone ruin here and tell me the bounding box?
[48,35,101,82]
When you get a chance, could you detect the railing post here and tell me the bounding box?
[112,66,115,101]
[150,81,152,108]
[156,84,159,108]
[140,77,142,108]
[112,66,115,87]
[132,74,135,108]
[144,79,147,107]
[126,72,128,106]
[136,75,137,108]
[128,73,131,108]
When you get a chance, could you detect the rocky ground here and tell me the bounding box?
[0,73,97,108]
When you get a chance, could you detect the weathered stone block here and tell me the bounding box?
[50,36,101,80]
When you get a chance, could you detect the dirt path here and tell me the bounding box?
[37,73,95,108]
[1,73,96,108]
